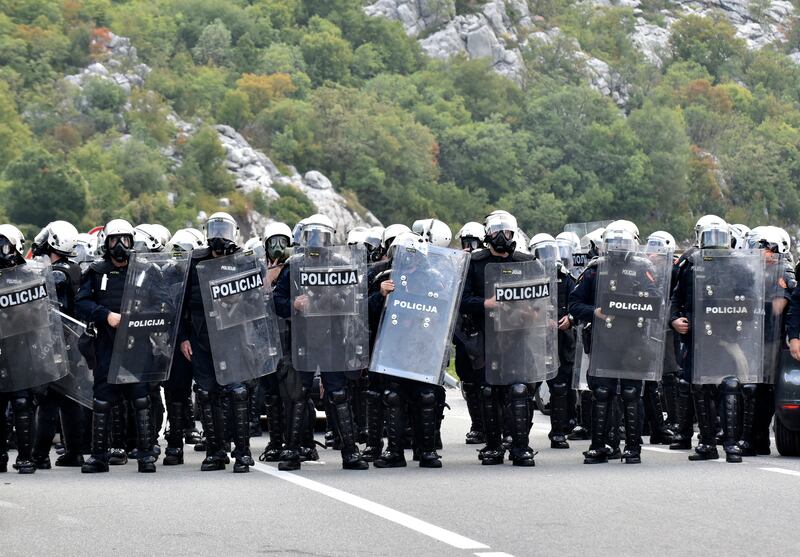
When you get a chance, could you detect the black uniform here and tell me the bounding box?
[546,264,576,448]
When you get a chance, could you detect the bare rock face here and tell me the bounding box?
[364,0,456,37]
[62,31,379,238]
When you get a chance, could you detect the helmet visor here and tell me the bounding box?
[108,235,133,249]
[301,224,333,248]
[461,237,481,251]
[206,219,236,242]
[699,228,730,249]
[534,242,559,263]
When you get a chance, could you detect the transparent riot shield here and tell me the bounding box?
[589,248,671,381]
[0,259,69,392]
[692,249,765,385]
[571,324,590,390]
[51,314,94,408]
[761,252,787,384]
[484,259,558,385]
[290,245,368,373]
[370,245,470,384]
[197,246,282,384]
[108,252,190,384]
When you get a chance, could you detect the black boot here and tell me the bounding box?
[261,394,284,462]
[688,386,720,461]
[231,386,253,473]
[549,381,570,449]
[184,394,201,445]
[643,381,673,445]
[569,390,593,440]
[462,382,485,445]
[32,394,58,469]
[661,372,679,430]
[299,398,319,462]
[132,397,156,473]
[479,385,504,465]
[82,400,112,473]
[149,386,164,454]
[508,384,536,466]
[11,397,36,474]
[197,389,226,471]
[362,388,384,462]
[54,399,85,467]
[669,379,694,450]
[417,388,442,468]
[164,401,185,466]
[738,383,757,457]
[330,389,368,470]
[249,382,263,438]
[720,377,743,463]
[584,386,610,464]
[374,387,407,468]
[606,395,622,459]
[621,386,642,464]
[278,384,307,472]
[108,402,128,465]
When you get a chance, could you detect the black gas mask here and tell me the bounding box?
[107,235,132,263]
[0,237,19,268]
[487,230,516,255]
[266,235,289,263]
[209,237,237,256]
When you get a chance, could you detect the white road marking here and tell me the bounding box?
[759,467,800,477]
[0,500,22,509]
[475,553,516,557]
[252,463,490,550]
[641,446,684,454]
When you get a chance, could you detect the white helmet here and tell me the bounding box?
[694,214,724,246]
[769,226,791,254]
[264,222,293,243]
[730,224,750,250]
[168,228,205,252]
[292,217,309,246]
[515,229,530,254]
[381,224,412,251]
[33,220,79,256]
[607,220,640,241]
[748,226,788,254]
[0,224,25,255]
[367,226,384,247]
[602,223,639,253]
[299,213,336,247]
[134,224,166,253]
[647,230,676,252]
[529,233,559,262]
[101,218,135,260]
[581,227,605,257]
[75,233,98,263]
[412,219,452,248]
[698,217,730,249]
[389,231,425,254]
[205,212,238,242]
[346,226,369,247]
[457,222,485,241]
[484,211,518,253]
[244,237,262,251]
[555,231,580,253]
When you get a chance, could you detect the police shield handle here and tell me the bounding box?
[107,312,122,329]
[380,279,394,297]
[672,317,689,335]
[293,294,310,312]
[790,338,800,362]
[180,339,192,362]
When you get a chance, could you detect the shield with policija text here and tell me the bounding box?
[291,245,368,373]
[370,244,470,384]
[108,252,191,384]
[197,246,282,384]
[692,249,765,385]
[484,259,558,385]
[588,247,671,381]
[0,258,69,392]
[51,314,94,408]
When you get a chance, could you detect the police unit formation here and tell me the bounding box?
[3,208,800,477]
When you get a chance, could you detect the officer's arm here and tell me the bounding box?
[669,265,688,323]
[177,266,193,344]
[75,269,108,325]
[52,268,70,312]
[785,286,800,341]
[273,266,291,319]
[568,270,595,325]
[458,267,484,318]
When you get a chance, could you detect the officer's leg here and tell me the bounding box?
[260,371,284,462]
[108,401,128,465]
[300,395,319,462]
[643,380,673,445]
[719,377,743,463]
[249,378,264,438]
[163,368,191,466]
[375,380,407,468]
[82,361,123,473]
[569,389,593,440]
[661,371,679,430]
[148,382,164,453]
[224,383,252,473]
[688,384,720,461]
[278,366,312,471]
[507,383,536,467]
[754,383,774,455]
[584,377,612,464]
[11,391,35,474]
[455,340,484,444]
[55,394,86,467]
[415,384,442,468]
[621,380,643,464]
[0,396,7,472]
[479,377,504,465]
[32,388,59,469]
[323,372,369,470]
[547,371,571,449]
[738,382,757,457]
[191,342,226,472]
[669,377,695,449]
[129,383,156,473]
[362,373,385,462]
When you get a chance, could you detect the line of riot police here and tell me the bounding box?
[0,208,798,474]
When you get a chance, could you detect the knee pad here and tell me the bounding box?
[365,389,381,403]
[195,388,212,404]
[132,396,150,411]
[11,396,32,412]
[662,373,677,388]
[480,385,495,400]
[509,383,528,399]
[621,386,639,403]
[720,376,740,394]
[742,383,757,398]
[384,389,403,408]
[229,385,249,402]
[551,382,568,397]
[417,389,436,408]
[593,385,611,403]
[93,399,112,413]
[329,389,348,406]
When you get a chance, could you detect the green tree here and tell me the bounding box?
[192,19,232,66]
[177,125,234,196]
[669,15,746,79]
[300,17,353,85]
[0,81,31,171]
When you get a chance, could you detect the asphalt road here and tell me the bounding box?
[2,394,800,557]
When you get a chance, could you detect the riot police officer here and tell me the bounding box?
[77,219,158,473]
